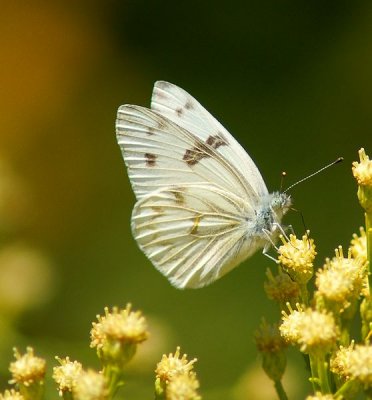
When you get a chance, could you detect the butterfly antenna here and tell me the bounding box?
[280,171,287,192]
[283,157,343,193]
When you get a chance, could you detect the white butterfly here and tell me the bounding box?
[116,81,291,289]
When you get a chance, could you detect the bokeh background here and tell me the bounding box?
[0,1,371,398]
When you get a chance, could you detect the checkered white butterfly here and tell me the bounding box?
[116,81,291,289]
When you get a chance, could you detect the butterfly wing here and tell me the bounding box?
[116,82,270,288]
[131,184,261,288]
[151,81,268,198]
[116,105,259,203]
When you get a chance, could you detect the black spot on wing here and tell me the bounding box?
[145,153,157,166]
[182,134,228,167]
[156,119,167,130]
[176,107,184,117]
[185,100,193,110]
[183,141,211,166]
[206,134,228,149]
[169,187,186,205]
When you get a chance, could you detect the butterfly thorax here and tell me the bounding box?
[249,191,291,240]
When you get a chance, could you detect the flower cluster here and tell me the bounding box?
[277,232,316,284]
[280,305,339,354]
[0,390,24,400]
[8,347,45,399]
[90,304,149,370]
[155,347,201,400]
[0,304,201,400]
[352,148,372,187]
[257,148,372,399]
[52,357,83,396]
[315,247,366,313]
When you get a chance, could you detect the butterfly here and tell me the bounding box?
[115,81,292,289]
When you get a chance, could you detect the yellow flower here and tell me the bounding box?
[9,347,46,387]
[53,356,83,396]
[279,304,304,345]
[72,370,107,400]
[350,227,367,264]
[156,347,197,383]
[90,304,149,367]
[330,342,354,379]
[0,389,24,400]
[91,304,149,348]
[165,372,201,400]
[353,148,372,212]
[352,148,372,187]
[316,246,366,311]
[277,232,316,284]
[331,343,372,387]
[280,305,338,354]
[348,344,372,387]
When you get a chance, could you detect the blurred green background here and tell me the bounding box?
[0,1,371,399]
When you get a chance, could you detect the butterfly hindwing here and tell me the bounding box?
[131,183,260,288]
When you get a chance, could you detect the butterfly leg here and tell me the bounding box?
[271,222,290,241]
[261,222,290,262]
[261,228,280,263]
[262,228,279,250]
[262,243,279,263]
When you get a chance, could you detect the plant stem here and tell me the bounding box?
[104,365,124,398]
[334,379,360,399]
[317,356,331,394]
[309,354,318,392]
[300,283,309,306]
[274,380,288,400]
[366,211,372,292]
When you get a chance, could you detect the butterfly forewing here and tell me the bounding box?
[151,81,268,198]
[116,105,256,202]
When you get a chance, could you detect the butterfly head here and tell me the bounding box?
[270,192,292,221]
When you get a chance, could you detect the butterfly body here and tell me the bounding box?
[116,81,291,288]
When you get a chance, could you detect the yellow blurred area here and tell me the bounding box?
[0,3,105,138]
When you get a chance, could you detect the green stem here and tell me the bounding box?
[334,379,360,399]
[317,356,331,394]
[62,392,73,400]
[361,211,372,341]
[308,354,318,392]
[274,380,288,400]
[366,211,372,292]
[154,378,166,399]
[104,365,125,398]
[19,382,45,400]
[300,283,309,306]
